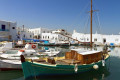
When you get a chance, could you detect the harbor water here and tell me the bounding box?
[0,46,120,80]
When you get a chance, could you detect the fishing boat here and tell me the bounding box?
[0,43,40,70]
[0,43,40,59]
[20,0,110,79]
[20,47,109,79]
[0,59,22,71]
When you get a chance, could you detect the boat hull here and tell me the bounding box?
[0,60,22,71]
[21,55,109,79]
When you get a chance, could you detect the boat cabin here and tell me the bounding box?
[65,49,102,64]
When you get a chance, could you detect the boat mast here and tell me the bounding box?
[90,0,93,47]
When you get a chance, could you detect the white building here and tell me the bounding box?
[41,29,72,43]
[72,30,120,46]
[41,33,70,43]
[0,20,17,41]
[52,29,71,35]
[29,28,53,39]
[17,27,34,40]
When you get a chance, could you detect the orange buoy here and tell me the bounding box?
[19,49,25,52]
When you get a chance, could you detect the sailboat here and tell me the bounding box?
[20,0,110,79]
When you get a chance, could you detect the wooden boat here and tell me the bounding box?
[20,47,110,79]
[20,0,110,79]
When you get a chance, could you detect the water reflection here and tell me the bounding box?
[0,70,23,80]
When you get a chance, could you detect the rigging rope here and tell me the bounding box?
[69,1,91,32]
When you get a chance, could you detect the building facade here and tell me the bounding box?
[72,30,120,46]
[29,28,53,39]
[17,27,34,40]
[0,20,17,41]
[41,29,72,43]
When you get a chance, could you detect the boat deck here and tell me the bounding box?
[57,59,81,65]
[31,58,81,65]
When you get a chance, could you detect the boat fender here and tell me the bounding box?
[93,64,99,69]
[32,45,36,49]
[102,60,105,66]
[19,49,25,52]
[74,64,78,73]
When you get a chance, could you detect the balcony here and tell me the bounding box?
[0,29,9,31]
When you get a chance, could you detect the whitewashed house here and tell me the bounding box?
[0,20,17,41]
[41,29,72,43]
[29,28,52,39]
[52,29,71,35]
[41,33,68,43]
[72,30,120,46]
[17,27,34,40]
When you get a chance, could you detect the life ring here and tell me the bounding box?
[32,45,36,49]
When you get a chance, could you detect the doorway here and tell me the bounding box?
[103,38,106,43]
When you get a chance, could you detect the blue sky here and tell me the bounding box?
[0,0,120,34]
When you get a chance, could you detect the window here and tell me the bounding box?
[1,25,6,31]
[94,38,97,41]
[30,35,32,38]
[103,38,106,43]
[87,38,89,41]
[24,35,25,38]
[96,54,98,57]
[12,27,15,29]
[86,56,88,61]
[55,38,57,40]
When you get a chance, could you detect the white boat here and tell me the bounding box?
[0,59,22,70]
[0,42,14,53]
[0,43,40,59]
[0,43,41,70]
[42,48,61,56]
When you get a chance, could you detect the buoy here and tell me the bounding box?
[93,64,99,69]
[19,49,25,52]
[74,64,78,73]
[102,60,105,66]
